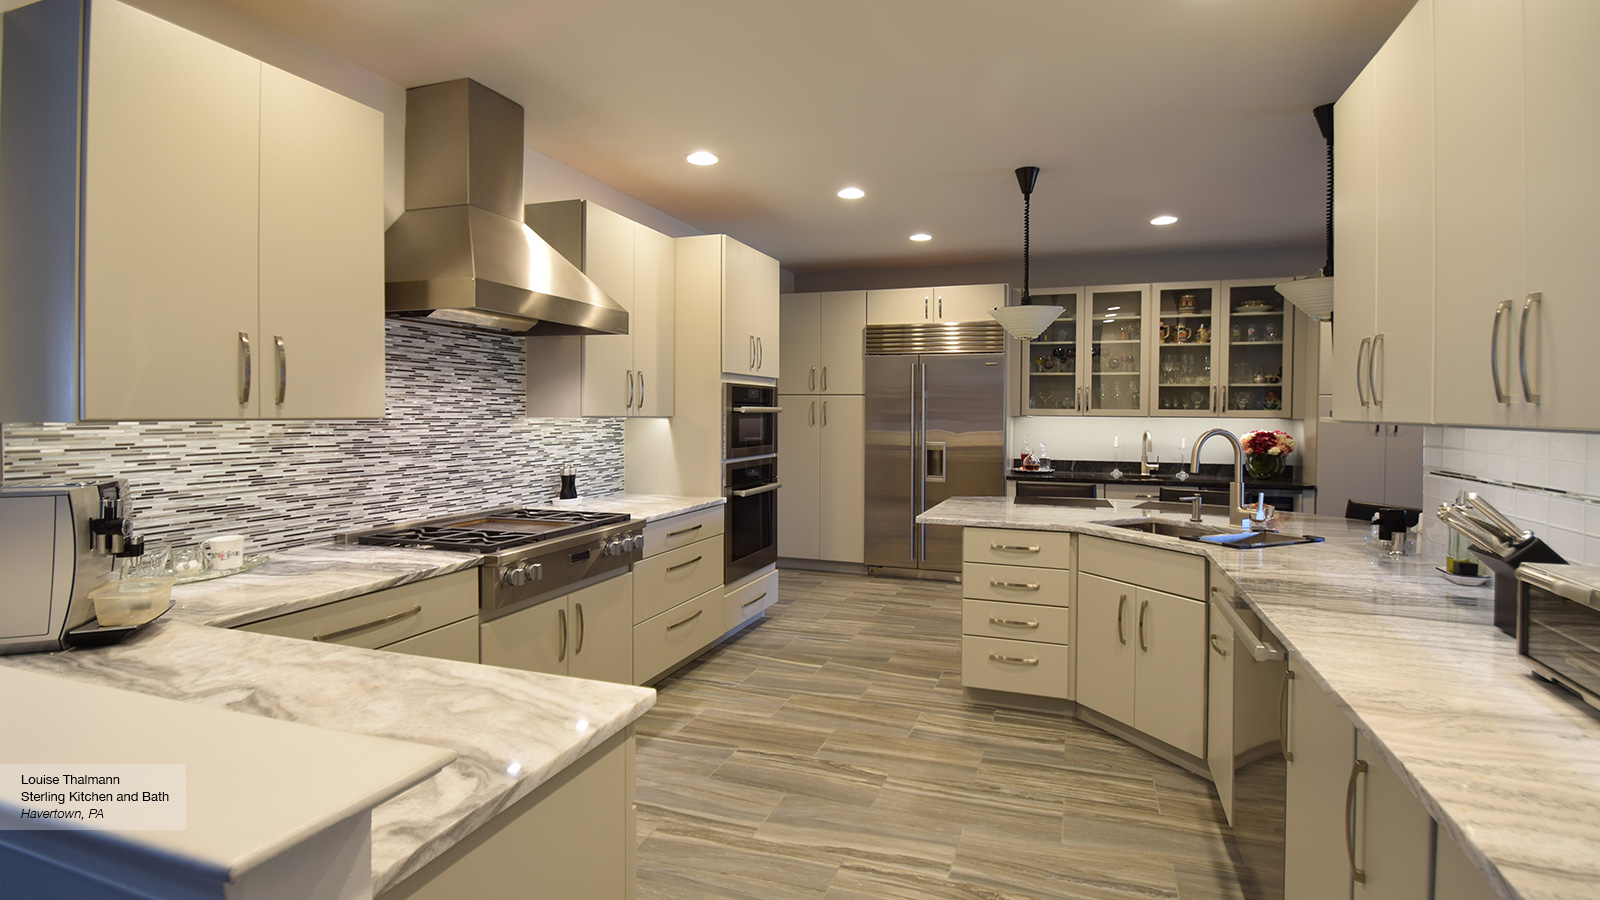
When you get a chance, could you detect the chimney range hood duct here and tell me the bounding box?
[385,79,628,337]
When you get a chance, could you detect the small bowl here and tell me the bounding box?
[89,577,176,627]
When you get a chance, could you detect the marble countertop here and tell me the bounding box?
[0,666,453,890]
[920,497,1599,900]
[0,621,655,894]
[544,492,723,522]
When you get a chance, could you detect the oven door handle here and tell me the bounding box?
[730,406,784,413]
[730,482,782,498]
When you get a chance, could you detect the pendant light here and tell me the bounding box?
[990,166,1064,340]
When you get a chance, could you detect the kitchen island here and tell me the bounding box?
[920,496,1600,900]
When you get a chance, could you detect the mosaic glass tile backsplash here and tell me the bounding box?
[1,321,623,552]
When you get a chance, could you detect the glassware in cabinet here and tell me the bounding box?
[1222,282,1291,416]
[1087,287,1146,414]
[1153,284,1220,414]
[1020,291,1081,414]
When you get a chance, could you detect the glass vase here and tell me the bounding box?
[1244,453,1284,480]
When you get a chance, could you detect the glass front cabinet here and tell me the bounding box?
[1019,285,1150,416]
[1018,280,1292,419]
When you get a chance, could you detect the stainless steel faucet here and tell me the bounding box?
[1190,428,1252,524]
[1178,494,1204,522]
[1140,431,1155,475]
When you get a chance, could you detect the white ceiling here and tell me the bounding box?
[214,0,1413,274]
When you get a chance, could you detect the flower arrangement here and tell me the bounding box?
[1241,429,1295,457]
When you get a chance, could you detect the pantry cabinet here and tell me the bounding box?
[778,292,866,395]
[524,200,675,417]
[866,284,1006,325]
[480,573,634,684]
[674,234,779,380]
[777,395,865,563]
[1,0,384,423]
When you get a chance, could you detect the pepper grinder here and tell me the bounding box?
[558,465,578,500]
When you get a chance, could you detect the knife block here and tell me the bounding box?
[1473,538,1566,636]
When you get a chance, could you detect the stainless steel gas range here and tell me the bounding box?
[344,508,642,615]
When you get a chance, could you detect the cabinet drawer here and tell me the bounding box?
[962,599,1070,645]
[642,505,725,558]
[383,617,480,664]
[634,587,722,684]
[961,636,1072,699]
[962,527,1072,569]
[962,563,1071,607]
[1078,535,1206,600]
[238,570,477,648]
[726,568,778,631]
[632,536,723,623]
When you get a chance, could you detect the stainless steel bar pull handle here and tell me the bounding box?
[1491,299,1512,403]
[638,371,645,409]
[238,332,252,405]
[1117,595,1128,645]
[809,366,816,391]
[313,605,421,642]
[925,295,930,320]
[1279,669,1295,761]
[574,603,585,654]
[1520,292,1542,403]
[749,335,756,369]
[627,370,635,409]
[1138,599,1149,651]
[668,609,703,630]
[741,592,768,608]
[557,608,568,662]
[989,617,1040,629]
[810,400,816,426]
[1356,336,1371,408]
[730,482,781,498]
[989,580,1039,591]
[937,294,943,319]
[822,400,828,427]
[1210,634,1228,657]
[988,654,1039,665]
[274,336,287,405]
[1370,333,1385,407]
[666,524,702,538]
[821,366,828,391]
[1345,758,1369,884]
[757,336,763,369]
[666,555,703,573]
[989,544,1040,553]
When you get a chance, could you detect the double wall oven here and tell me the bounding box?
[724,383,780,584]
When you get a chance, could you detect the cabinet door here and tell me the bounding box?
[81,0,260,421]
[1313,421,1388,515]
[818,395,865,563]
[1432,0,1524,427]
[934,284,1005,323]
[1220,281,1293,418]
[750,248,781,378]
[1382,425,1423,508]
[778,293,821,394]
[1434,826,1501,900]
[818,291,867,394]
[1152,283,1220,417]
[1207,605,1236,823]
[1522,0,1600,430]
[1075,573,1137,726]
[632,223,675,416]
[1085,286,1149,415]
[1368,0,1435,425]
[1020,290,1083,416]
[258,65,385,420]
[777,397,822,559]
[865,287,931,325]
[580,204,638,417]
[1283,660,1356,900]
[720,237,758,376]
[480,598,569,676]
[1333,61,1379,423]
[1132,588,1206,759]
[1353,732,1434,900]
[568,573,633,684]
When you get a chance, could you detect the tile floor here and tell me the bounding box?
[634,569,1250,900]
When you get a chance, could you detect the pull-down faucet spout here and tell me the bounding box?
[1190,429,1252,524]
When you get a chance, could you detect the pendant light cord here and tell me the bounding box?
[1021,191,1031,305]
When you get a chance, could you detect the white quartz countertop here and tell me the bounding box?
[546,492,723,522]
[0,666,453,888]
[0,621,655,894]
[920,497,1600,900]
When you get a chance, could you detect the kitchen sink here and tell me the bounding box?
[1181,531,1325,549]
[1094,518,1325,548]
[1025,497,1114,509]
[1096,518,1234,539]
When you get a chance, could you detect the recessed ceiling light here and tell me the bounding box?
[837,187,865,200]
[686,150,719,166]
[1150,215,1178,226]
[909,233,932,242]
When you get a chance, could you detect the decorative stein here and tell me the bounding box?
[1196,324,1210,343]
[1178,293,1197,313]
[1176,324,1192,343]
[1159,323,1171,343]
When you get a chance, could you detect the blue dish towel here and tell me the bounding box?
[1196,531,1265,544]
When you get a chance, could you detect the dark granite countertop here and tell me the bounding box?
[1007,459,1314,490]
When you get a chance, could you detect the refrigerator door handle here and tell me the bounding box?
[908,361,918,558]
[918,362,928,562]
[925,441,947,482]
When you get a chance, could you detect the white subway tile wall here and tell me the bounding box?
[0,321,623,552]
[1421,425,1600,566]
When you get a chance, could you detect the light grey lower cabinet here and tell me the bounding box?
[383,728,635,900]
[959,528,1074,700]
[1284,658,1433,900]
[480,573,633,684]
[238,570,478,663]
[1433,825,1500,900]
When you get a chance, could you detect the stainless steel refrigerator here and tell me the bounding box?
[864,322,1006,573]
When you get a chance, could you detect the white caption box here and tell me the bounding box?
[0,764,187,830]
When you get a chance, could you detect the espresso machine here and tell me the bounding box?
[0,478,152,654]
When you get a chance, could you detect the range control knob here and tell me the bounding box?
[527,562,542,581]
[503,565,526,587]
[620,534,636,552]
[606,538,623,556]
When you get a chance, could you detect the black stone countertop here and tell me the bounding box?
[1007,459,1315,490]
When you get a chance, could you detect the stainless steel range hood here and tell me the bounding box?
[385,79,628,336]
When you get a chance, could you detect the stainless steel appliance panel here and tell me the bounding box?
[918,354,1005,571]
[1518,564,1600,710]
[864,355,918,569]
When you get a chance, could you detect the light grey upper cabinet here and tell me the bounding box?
[1,0,385,423]
[778,291,866,395]
[866,284,1006,325]
[524,200,675,417]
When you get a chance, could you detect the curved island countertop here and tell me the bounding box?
[920,496,1600,900]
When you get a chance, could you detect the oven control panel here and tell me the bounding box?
[482,526,643,613]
